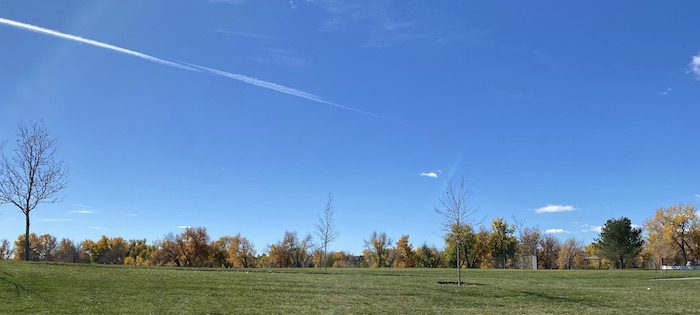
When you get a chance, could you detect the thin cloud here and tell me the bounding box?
[70,210,94,214]
[694,194,700,200]
[213,29,272,40]
[419,171,439,178]
[0,17,388,120]
[544,228,565,234]
[631,224,642,230]
[71,203,92,208]
[659,87,672,96]
[126,213,138,217]
[88,226,108,230]
[208,0,246,5]
[535,204,575,214]
[690,54,700,78]
[41,218,72,223]
[177,225,192,229]
[582,224,602,233]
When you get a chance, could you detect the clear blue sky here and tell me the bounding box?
[1,1,699,254]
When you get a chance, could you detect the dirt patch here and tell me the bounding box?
[436,281,485,286]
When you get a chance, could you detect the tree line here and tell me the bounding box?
[1,122,698,271]
[1,205,697,269]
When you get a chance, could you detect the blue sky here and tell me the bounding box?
[1,0,699,254]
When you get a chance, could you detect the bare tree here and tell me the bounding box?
[0,122,67,261]
[316,193,339,271]
[435,178,475,285]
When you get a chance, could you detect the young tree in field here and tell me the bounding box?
[645,205,698,264]
[316,193,339,271]
[435,178,475,285]
[0,122,67,261]
[363,231,392,268]
[595,217,644,269]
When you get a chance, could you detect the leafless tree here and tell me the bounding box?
[0,122,67,261]
[0,239,14,260]
[435,178,475,285]
[316,193,339,271]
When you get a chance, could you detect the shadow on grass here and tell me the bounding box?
[498,287,609,308]
[0,269,49,303]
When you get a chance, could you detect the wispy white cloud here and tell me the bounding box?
[419,171,439,178]
[208,0,246,5]
[694,194,700,200]
[88,226,108,230]
[631,224,642,230]
[535,204,575,214]
[582,224,602,233]
[213,29,271,40]
[177,225,192,229]
[659,87,672,96]
[41,218,72,223]
[0,17,388,120]
[71,203,91,208]
[126,213,138,217]
[690,54,700,78]
[70,210,94,214]
[544,228,565,234]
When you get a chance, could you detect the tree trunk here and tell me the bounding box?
[456,244,461,285]
[24,212,30,261]
[323,244,328,271]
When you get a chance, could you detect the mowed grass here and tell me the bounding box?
[1,261,699,314]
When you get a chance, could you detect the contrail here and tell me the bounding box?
[185,63,392,120]
[0,17,388,120]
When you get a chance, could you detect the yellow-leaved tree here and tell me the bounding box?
[644,205,698,265]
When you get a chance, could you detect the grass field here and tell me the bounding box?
[1,261,699,314]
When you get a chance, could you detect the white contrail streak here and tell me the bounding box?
[185,63,391,120]
[0,17,388,119]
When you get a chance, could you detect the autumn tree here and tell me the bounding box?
[226,234,256,268]
[151,233,182,266]
[645,205,698,265]
[443,224,491,269]
[558,238,583,269]
[435,178,475,284]
[176,227,211,267]
[393,235,415,268]
[595,217,644,269]
[363,231,392,268]
[14,233,57,261]
[538,235,560,269]
[415,243,442,268]
[0,239,14,260]
[316,193,339,271]
[210,236,235,267]
[268,231,312,268]
[488,217,518,268]
[0,122,67,261]
[55,238,82,263]
[519,227,541,259]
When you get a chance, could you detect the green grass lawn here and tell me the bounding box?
[1,261,698,314]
